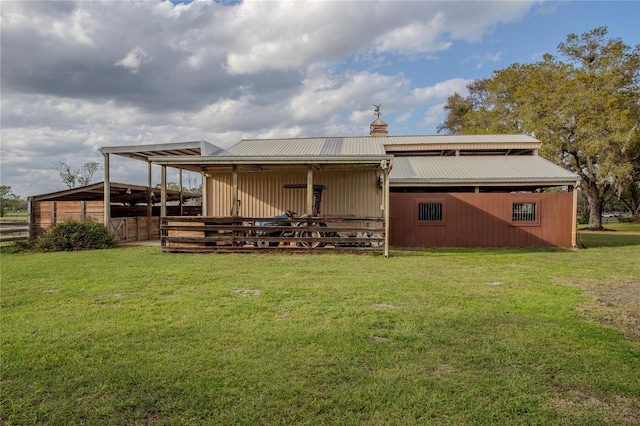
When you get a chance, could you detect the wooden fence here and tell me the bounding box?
[161,216,385,253]
[0,222,29,242]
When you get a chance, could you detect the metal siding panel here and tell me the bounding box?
[315,169,382,217]
[208,169,382,218]
[390,192,573,247]
[238,171,308,217]
[207,173,232,216]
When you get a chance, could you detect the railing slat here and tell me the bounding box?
[160,216,385,254]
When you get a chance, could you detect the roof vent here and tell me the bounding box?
[370,103,388,137]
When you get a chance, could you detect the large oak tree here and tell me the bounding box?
[438,27,640,229]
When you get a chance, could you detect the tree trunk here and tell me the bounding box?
[586,183,604,229]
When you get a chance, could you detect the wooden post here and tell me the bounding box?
[27,197,33,241]
[51,201,56,227]
[80,201,86,220]
[147,161,152,240]
[307,166,313,216]
[179,169,184,216]
[103,153,110,228]
[161,166,167,217]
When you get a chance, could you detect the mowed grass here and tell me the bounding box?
[1,227,639,425]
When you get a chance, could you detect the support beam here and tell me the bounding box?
[383,165,391,258]
[161,165,167,217]
[232,165,239,217]
[202,173,208,217]
[571,181,579,248]
[307,167,314,216]
[103,153,110,228]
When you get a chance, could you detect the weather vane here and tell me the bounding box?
[373,103,382,118]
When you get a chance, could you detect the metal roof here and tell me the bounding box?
[381,134,541,146]
[99,135,539,163]
[390,156,579,186]
[29,182,199,204]
[226,137,387,156]
[225,135,539,157]
[100,140,226,162]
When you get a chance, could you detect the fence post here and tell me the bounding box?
[51,201,56,227]
[28,197,34,240]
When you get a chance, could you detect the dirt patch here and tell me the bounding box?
[372,303,400,310]
[431,364,456,379]
[551,388,640,425]
[561,278,640,336]
[232,289,261,297]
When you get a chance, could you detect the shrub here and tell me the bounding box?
[617,216,640,223]
[578,211,590,225]
[35,220,115,252]
[0,240,35,254]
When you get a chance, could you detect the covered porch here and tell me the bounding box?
[100,141,393,255]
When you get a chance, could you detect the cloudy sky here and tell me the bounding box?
[1,0,638,197]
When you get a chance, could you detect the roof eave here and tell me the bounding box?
[390,178,579,187]
[148,155,393,166]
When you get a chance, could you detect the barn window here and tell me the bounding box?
[512,202,537,222]
[418,202,443,222]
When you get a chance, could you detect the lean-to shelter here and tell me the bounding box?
[28,181,200,242]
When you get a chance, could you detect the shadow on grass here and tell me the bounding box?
[389,246,571,257]
[576,228,640,249]
[391,225,640,255]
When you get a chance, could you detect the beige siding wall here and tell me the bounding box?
[206,168,383,218]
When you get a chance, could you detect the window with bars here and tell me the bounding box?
[418,202,443,222]
[512,202,537,222]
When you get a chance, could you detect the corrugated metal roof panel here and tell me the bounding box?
[390,156,578,184]
[381,134,541,145]
[227,137,386,156]
[225,135,539,157]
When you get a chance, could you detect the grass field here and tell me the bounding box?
[0,212,28,223]
[1,225,639,425]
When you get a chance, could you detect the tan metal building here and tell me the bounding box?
[98,119,580,252]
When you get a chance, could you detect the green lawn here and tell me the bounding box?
[1,226,639,425]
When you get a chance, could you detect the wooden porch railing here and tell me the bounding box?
[160,216,385,253]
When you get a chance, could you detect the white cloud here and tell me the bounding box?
[114,47,153,74]
[0,0,544,197]
[410,78,471,104]
[51,8,96,45]
[373,13,452,54]
[422,103,448,127]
